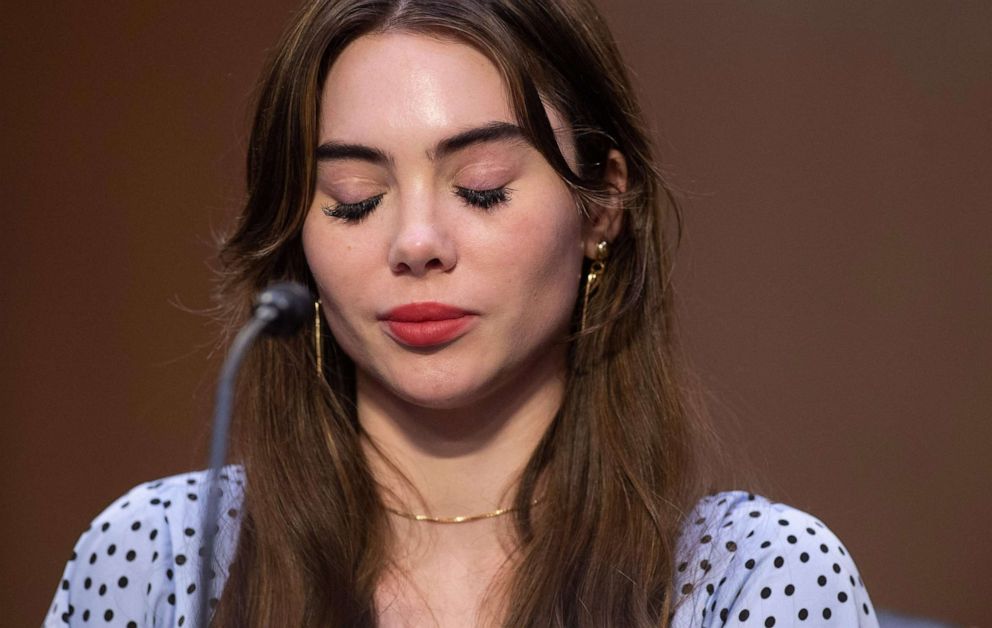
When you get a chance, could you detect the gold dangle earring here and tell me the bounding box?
[581,240,609,332]
[313,300,324,377]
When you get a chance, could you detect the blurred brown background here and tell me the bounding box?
[2,1,988,626]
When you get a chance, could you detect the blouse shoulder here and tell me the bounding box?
[670,490,880,628]
[44,467,244,627]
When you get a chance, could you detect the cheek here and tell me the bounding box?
[303,214,380,371]
[302,212,337,289]
[302,210,367,320]
[506,189,585,312]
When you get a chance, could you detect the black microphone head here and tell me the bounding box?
[253,281,312,336]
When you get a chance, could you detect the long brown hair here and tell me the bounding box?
[212,0,723,625]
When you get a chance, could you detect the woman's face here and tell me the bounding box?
[303,32,595,410]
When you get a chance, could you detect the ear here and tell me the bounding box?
[582,148,627,257]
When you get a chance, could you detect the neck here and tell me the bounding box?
[356,347,565,521]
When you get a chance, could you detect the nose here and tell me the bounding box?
[386,205,457,276]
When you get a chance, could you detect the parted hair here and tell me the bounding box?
[212,0,724,625]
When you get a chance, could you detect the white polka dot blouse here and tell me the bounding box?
[45,467,879,626]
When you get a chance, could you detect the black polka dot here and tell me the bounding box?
[128,622,137,628]
[51,478,877,627]
[103,609,113,621]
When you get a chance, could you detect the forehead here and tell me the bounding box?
[319,32,515,142]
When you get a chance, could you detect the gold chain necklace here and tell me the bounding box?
[384,500,540,524]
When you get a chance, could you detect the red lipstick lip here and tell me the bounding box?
[380,302,473,322]
[380,302,477,347]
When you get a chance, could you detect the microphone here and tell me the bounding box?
[196,281,311,626]
[252,281,312,336]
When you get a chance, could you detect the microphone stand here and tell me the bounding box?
[195,314,269,627]
[194,282,309,627]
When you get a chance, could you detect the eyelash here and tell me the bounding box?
[321,186,511,223]
[454,186,511,210]
[321,194,383,223]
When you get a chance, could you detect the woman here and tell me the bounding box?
[46,1,879,626]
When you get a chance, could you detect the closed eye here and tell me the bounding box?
[321,194,384,223]
[454,186,511,210]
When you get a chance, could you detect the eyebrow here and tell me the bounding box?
[315,121,528,165]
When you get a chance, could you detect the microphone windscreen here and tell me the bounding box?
[253,281,312,336]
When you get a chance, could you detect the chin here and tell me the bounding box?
[384,374,493,411]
